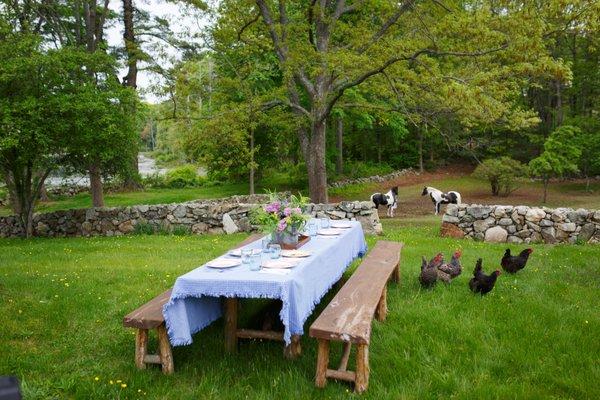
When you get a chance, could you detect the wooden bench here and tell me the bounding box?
[122,233,263,374]
[309,240,403,393]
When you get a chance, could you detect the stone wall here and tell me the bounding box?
[441,204,600,244]
[0,196,381,238]
[328,168,417,188]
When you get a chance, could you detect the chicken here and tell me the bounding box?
[469,258,501,295]
[420,253,443,288]
[438,250,462,280]
[501,248,533,274]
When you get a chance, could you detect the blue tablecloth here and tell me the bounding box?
[163,220,368,346]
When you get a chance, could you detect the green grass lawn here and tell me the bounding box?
[1,218,598,399]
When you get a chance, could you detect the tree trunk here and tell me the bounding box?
[335,118,343,175]
[542,178,548,203]
[417,130,424,173]
[249,127,255,195]
[121,0,141,190]
[376,129,382,164]
[89,162,105,207]
[39,183,49,202]
[304,120,328,204]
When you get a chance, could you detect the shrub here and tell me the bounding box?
[473,157,529,196]
[172,225,191,236]
[140,173,167,188]
[133,221,155,235]
[342,161,394,179]
[165,165,205,188]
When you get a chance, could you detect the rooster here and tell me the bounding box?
[469,258,501,295]
[501,248,533,274]
[420,253,443,288]
[437,250,462,282]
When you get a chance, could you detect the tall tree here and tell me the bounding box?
[205,0,565,202]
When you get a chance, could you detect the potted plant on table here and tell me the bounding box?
[251,193,310,247]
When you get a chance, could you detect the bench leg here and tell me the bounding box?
[355,344,369,393]
[392,263,400,283]
[135,329,148,370]
[224,298,238,353]
[283,334,302,359]
[315,339,330,388]
[338,341,352,371]
[375,285,387,322]
[157,324,174,375]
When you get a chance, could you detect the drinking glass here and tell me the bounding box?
[307,220,318,237]
[249,254,261,271]
[261,236,272,253]
[320,217,330,229]
[241,249,252,264]
[268,244,281,259]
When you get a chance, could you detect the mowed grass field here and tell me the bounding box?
[1,218,599,399]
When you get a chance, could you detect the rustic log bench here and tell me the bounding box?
[309,240,403,393]
[122,233,263,374]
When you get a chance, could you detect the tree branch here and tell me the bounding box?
[357,0,418,54]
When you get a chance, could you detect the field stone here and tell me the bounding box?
[467,206,493,219]
[541,227,557,244]
[539,219,553,227]
[222,213,239,234]
[525,208,546,222]
[578,223,596,242]
[593,211,600,222]
[442,214,460,224]
[506,225,517,234]
[485,226,508,243]
[507,236,523,244]
[559,222,577,232]
[499,218,512,226]
[446,204,459,217]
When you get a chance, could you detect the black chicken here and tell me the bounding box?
[501,248,533,274]
[420,253,443,288]
[469,258,501,295]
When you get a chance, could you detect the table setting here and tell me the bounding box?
[163,194,368,349]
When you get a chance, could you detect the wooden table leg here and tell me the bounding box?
[224,298,238,353]
[375,286,387,322]
[283,334,302,359]
[315,339,330,388]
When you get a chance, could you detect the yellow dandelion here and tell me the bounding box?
[109,380,114,385]
[94,377,99,381]
[116,380,122,383]
[121,383,127,388]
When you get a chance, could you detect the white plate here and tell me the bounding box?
[229,249,261,257]
[318,228,345,236]
[330,221,352,229]
[206,259,242,269]
[281,250,311,258]
[261,259,299,269]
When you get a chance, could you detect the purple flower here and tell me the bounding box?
[293,207,302,214]
[283,207,292,216]
[277,219,287,232]
[264,202,280,213]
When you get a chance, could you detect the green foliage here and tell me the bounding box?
[165,165,204,188]
[172,225,191,236]
[473,157,529,196]
[133,221,155,235]
[341,161,394,180]
[249,192,309,234]
[529,125,582,202]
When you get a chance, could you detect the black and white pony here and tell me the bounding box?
[371,186,398,217]
[421,186,462,215]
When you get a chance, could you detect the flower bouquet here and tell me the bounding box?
[251,193,311,248]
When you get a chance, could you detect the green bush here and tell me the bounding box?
[133,221,155,235]
[140,173,167,188]
[165,165,205,188]
[473,157,529,196]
